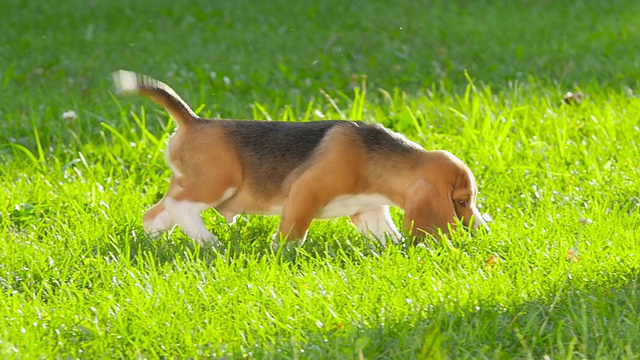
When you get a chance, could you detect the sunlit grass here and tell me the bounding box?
[2,78,639,358]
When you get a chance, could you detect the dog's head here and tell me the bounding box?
[403,151,487,237]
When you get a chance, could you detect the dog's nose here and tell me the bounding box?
[472,206,490,233]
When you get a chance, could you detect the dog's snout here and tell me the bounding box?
[472,206,490,232]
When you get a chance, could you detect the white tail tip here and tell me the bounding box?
[112,70,139,94]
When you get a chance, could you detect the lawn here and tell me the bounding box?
[1,0,640,358]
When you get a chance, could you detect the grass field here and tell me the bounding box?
[2,0,640,358]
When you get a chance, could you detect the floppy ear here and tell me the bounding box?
[403,179,457,237]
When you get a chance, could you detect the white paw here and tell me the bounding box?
[143,210,174,235]
[222,211,239,226]
[192,229,223,249]
[270,232,306,251]
[386,230,404,245]
[271,232,282,251]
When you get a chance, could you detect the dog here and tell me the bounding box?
[113,70,487,249]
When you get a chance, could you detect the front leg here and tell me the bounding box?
[272,181,329,249]
[350,205,403,245]
[273,198,316,249]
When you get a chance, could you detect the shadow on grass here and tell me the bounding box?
[243,276,640,359]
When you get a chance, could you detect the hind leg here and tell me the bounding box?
[143,183,216,245]
[350,206,403,245]
[165,197,219,247]
[167,181,239,248]
[145,196,218,247]
[143,175,239,248]
[143,179,180,235]
[143,200,175,235]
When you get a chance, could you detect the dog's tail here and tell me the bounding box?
[113,70,198,127]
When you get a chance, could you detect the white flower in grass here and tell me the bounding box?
[62,110,77,121]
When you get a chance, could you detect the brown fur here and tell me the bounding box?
[113,70,487,246]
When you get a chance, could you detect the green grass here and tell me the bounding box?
[2,0,640,358]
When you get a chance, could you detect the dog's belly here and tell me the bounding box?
[316,194,394,218]
[257,193,393,219]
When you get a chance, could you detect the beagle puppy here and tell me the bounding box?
[113,70,487,249]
